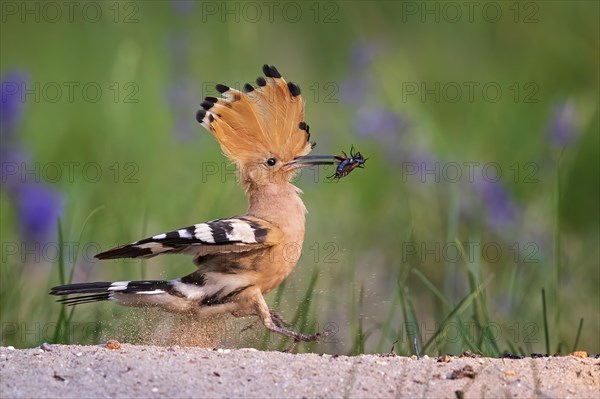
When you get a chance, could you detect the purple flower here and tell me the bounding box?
[349,41,380,70]
[474,178,520,230]
[340,74,370,104]
[408,147,437,169]
[166,32,190,69]
[166,79,198,141]
[548,101,577,147]
[353,107,412,166]
[164,32,198,140]
[1,70,29,141]
[1,69,65,244]
[14,181,64,244]
[355,107,406,140]
[1,145,30,192]
[341,41,383,104]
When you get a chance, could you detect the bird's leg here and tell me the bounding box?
[269,309,292,328]
[254,293,332,351]
[238,309,290,333]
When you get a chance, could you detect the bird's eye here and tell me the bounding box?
[266,158,277,167]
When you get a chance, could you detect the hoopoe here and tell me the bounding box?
[50,65,363,347]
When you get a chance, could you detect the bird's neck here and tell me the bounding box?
[246,182,307,241]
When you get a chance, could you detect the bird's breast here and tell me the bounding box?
[246,183,308,293]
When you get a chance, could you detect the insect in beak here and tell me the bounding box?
[288,146,367,180]
[327,145,367,180]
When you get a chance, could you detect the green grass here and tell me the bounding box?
[1,1,598,355]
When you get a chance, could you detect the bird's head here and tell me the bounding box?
[196,65,340,189]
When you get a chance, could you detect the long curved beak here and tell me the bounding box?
[287,155,340,168]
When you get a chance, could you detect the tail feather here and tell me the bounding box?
[50,280,175,306]
[57,293,112,306]
[50,282,113,295]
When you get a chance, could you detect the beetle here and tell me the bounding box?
[329,146,367,180]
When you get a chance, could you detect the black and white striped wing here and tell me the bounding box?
[95,216,283,260]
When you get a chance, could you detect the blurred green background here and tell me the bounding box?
[1,1,598,355]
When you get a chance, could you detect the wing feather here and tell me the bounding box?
[95,216,283,260]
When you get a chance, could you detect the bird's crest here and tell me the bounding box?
[196,65,314,167]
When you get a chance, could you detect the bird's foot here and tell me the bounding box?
[264,323,333,353]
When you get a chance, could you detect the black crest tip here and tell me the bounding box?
[200,101,214,110]
[262,64,271,77]
[263,64,281,79]
[287,82,301,97]
[243,83,255,93]
[215,84,230,94]
[298,122,310,133]
[269,65,282,78]
[299,122,311,142]
[196,109,207,123]
[204,96,218,103]
[256,77,267,87]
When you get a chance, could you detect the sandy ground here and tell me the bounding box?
[1,344,598,399]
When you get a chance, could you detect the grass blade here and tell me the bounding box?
[422,277,491,354]
[374,288,399,353]
[273,279,287,309]
[542,288,550,354]
[553,149,565,351]
[290,269,319,329]
[412,268,452,310]
[52,220,67,344]
[67,206,104,284]
[277,269,319,351]
[398,283,421,356]
[57,220,66,285]
[349,283,365,355]
[406,293,423,354]
[139,209,148,280]
[571,318,584,352]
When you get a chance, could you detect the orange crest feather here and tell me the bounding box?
[196,65,313,167]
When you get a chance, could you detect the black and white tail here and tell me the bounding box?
[50,280,174,306]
